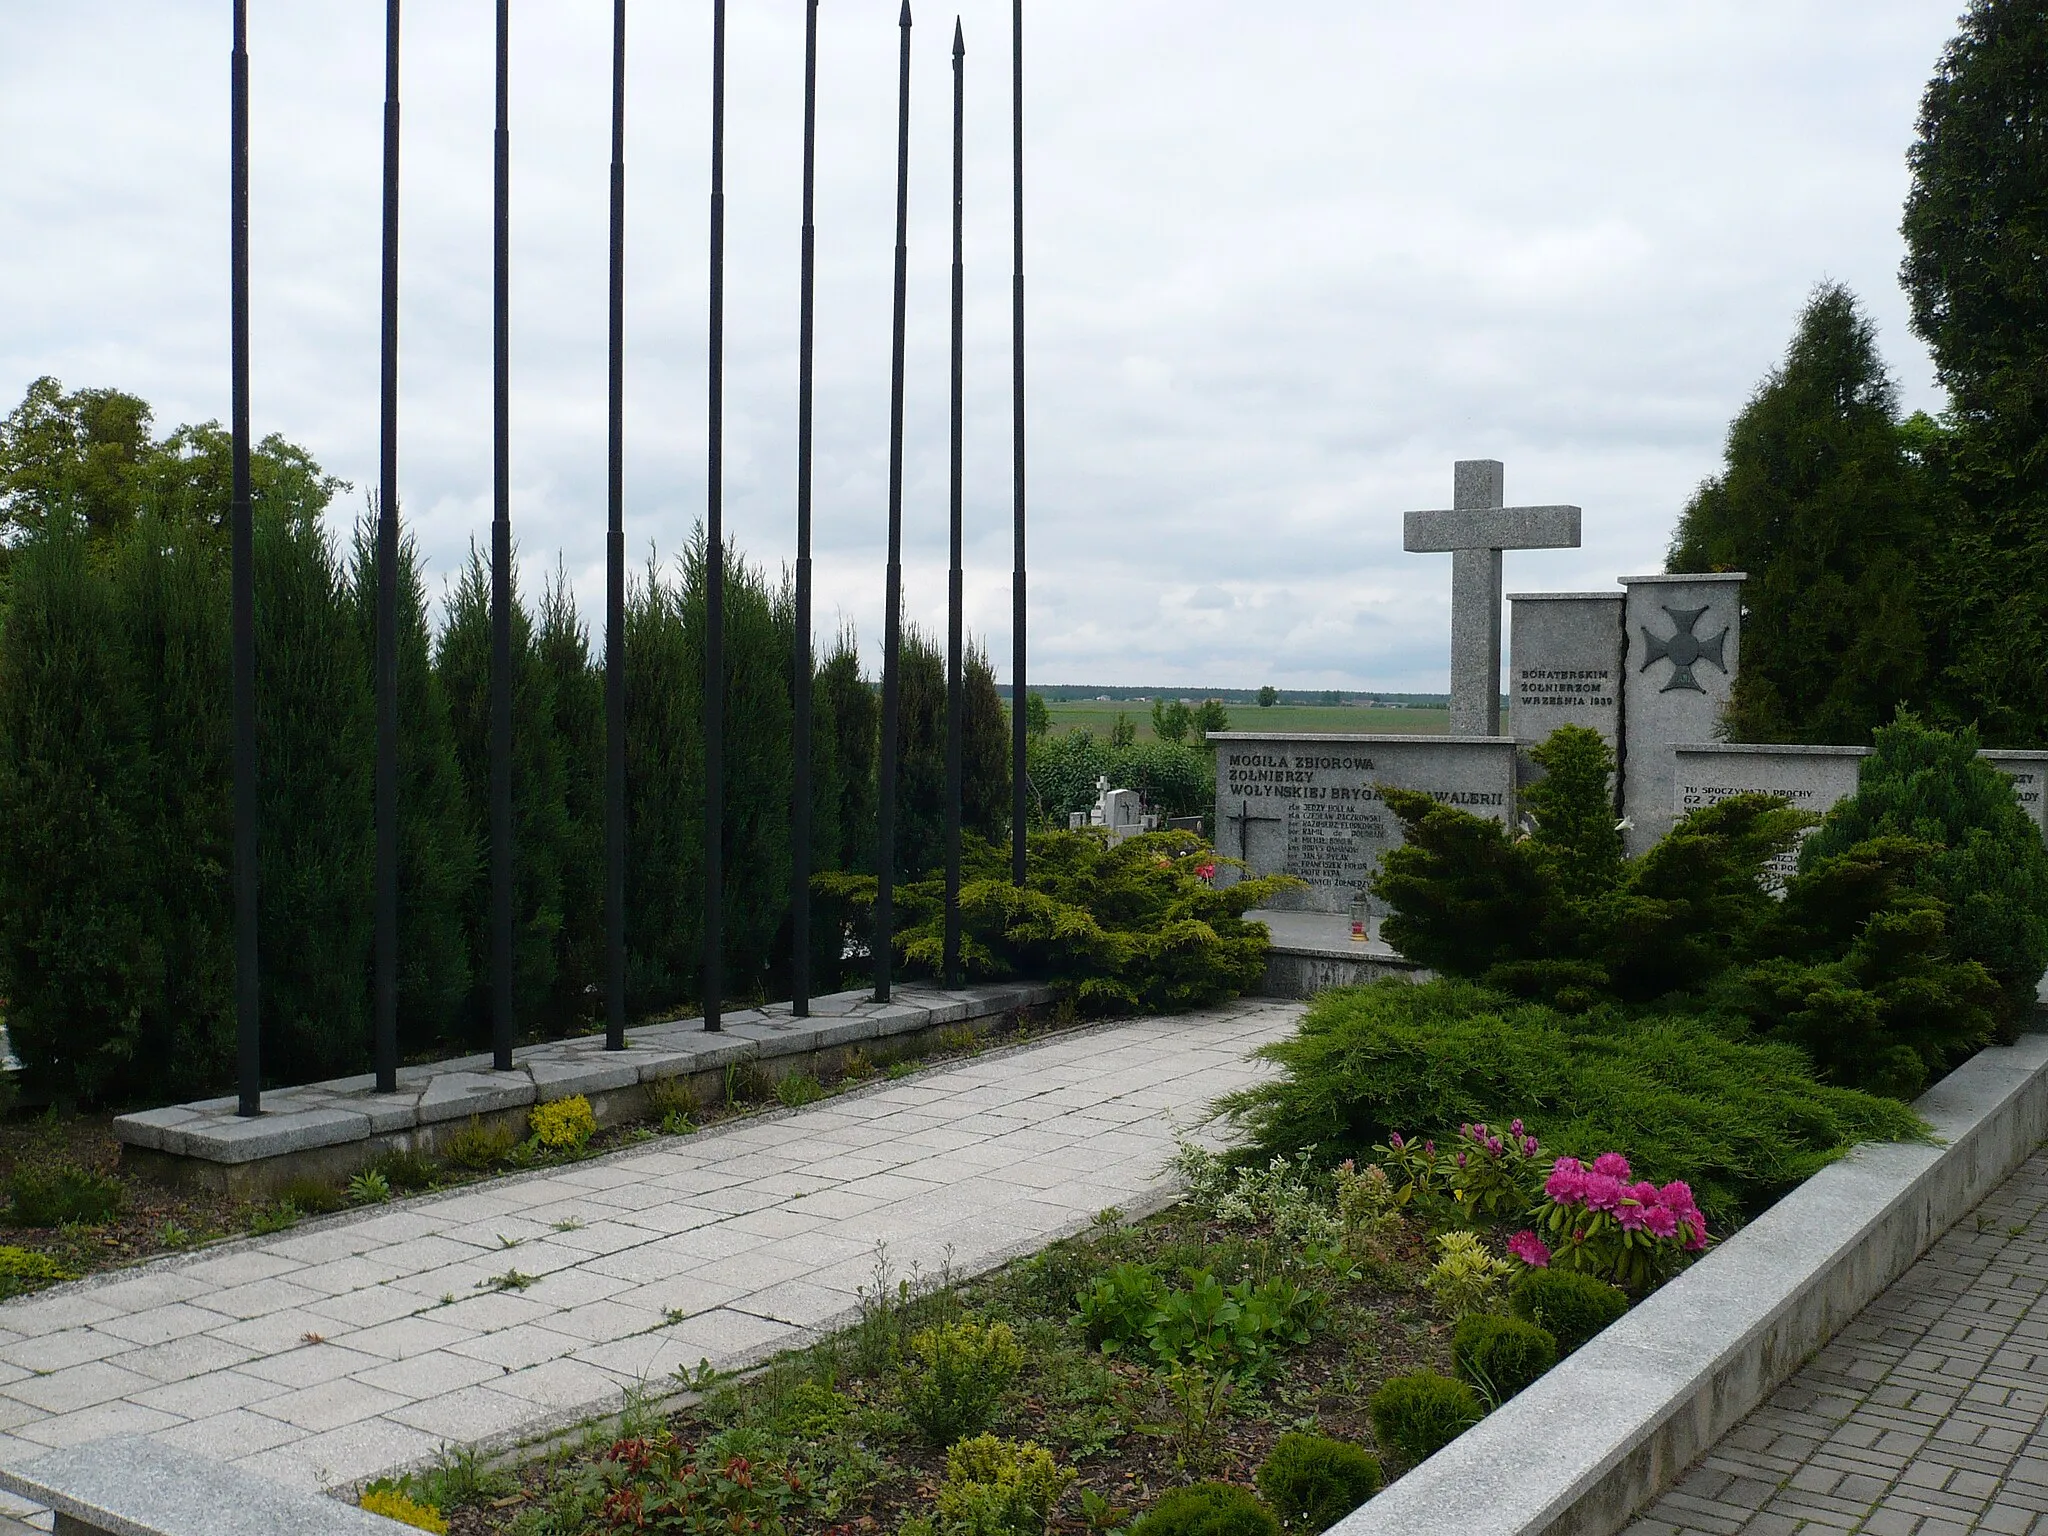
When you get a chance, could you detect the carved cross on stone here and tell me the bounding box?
[1404,460,1581,736]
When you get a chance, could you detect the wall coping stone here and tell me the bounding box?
[1673,742,1872,757]
[0,1436,407,1535]
[1505,591,1625,603]
[1330,1029,2048,1536]
[1619,571,1748,585]
[114,981,1054,1170]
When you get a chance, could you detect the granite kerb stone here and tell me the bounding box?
[114,981,1056,1190]
[0,1434,411,1535]
[1329,1029,2048,1536]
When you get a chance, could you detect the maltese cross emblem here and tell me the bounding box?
[1640,605,1727,694]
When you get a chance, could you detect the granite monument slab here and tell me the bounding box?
[1208,731,1517,913]
[1672,742,1867,888]
[1508,590,1625,784]
[1622,572,1744,853]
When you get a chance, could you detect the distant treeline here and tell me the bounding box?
[1001,684,1450,708]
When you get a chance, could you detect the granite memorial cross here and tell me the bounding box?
[1225,800,1284,860]
[1404,460,1581,736]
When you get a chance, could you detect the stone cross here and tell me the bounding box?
[1404,460,1581,736]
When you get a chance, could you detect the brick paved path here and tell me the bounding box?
[0,1000,1296,1505]
[1628,1145,2048,1536]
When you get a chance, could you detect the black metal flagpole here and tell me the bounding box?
[943,18,965,986]
[604,0,627,1052]
[231,0,261,1117]
[874,1,912,1004]
[1009,0,1027,889]
[791,0,820,1019]
[490,0,515,1072]
[373,0,402,1097]
[703,0,727,1033]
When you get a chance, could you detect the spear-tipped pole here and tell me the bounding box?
[943,17,965,986]
[791,0,820,1018]
[1009,0,1027,888]
[874,0,912,1004]
[490,0,515,1071]
[231,0,261,1117]
[604,0,627,1051]
[703,0,728,1033]
[373,0,402,1097]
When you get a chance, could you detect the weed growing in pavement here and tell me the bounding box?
[347,1170,393,1204]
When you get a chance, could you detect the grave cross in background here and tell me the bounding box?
[1404,460,1581,736]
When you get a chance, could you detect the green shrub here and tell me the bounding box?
[902,1318,1025,1446]
[1130,1482,1278,1536]
[646,1077,699,1123]
[932,1435,1075,1536]
[1511,1268,1628,1354]
[347,1169,392,1204]
[0,1245,74,1298]
[443,1115,519,1170]
[1729,833,1999,1096]
[820,828,1300,1015]
[1254,1431,1382,1533]
[1076,1262,1167,1355]
[1374,727,1811,1007]
[1219,977,1929,1223]
[1368,1372,1483,1466]
[1451,1313,1558,1404]
[277,1176,346,1215]
[528,1094,596,1154]
[1801,713,2048,1034]
[366,1148,440,1192]
[5,1165,123,1227]
[1027,730,1216,826]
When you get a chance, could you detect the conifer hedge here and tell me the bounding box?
[0,411,1015,1104]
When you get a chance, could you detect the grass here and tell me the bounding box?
[1042,699,1455,741]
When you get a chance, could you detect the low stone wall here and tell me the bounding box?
[116,982,1053,1201]
[1331,1030,2048,1536]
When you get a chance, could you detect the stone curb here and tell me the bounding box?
[1330,1030,2048,1536]
[112,981,1053,1196]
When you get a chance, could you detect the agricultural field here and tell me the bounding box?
[1040,698,1455,740]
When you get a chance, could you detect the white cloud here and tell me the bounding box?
[0,2,1957,690]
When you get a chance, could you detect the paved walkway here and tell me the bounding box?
[1628,1145,2048,1536]
[0,1000,1296,1506]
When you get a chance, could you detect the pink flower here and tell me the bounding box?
[1616,1200,1648,1232]
[1195,862,1216,882]
[1509,1119,1525,1136]
[1545,1158,1587,1204]
[1642,1204,1679,1239]
[1455,1152,1468,1169]
[1657,1180,1694,1210]
[1507,1231,1551,1267]
[1424,1140,1436,1155]
[1522,1136,1539,1156]
[1389,1132,1405,1150]
[1592,1152,1632,1180]
[1582,1173,1623,1213]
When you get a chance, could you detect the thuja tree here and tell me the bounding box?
[1902,1,2048,740]
[347,520,473,1055]
[437,547,574,1041]
[538,568,606,1024]
[1667,284,1933,743]
[890,624,1008,883]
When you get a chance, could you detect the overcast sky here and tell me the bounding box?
[0,3,1959,691]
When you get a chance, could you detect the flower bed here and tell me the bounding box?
[378,1136,1681,1536]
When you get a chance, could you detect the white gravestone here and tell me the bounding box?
[1404,460,1581,737]
[1621,572,1745,854]
[1672,743,1868,889]
[1208,731,1517,913]
[1508,591,1625,787]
